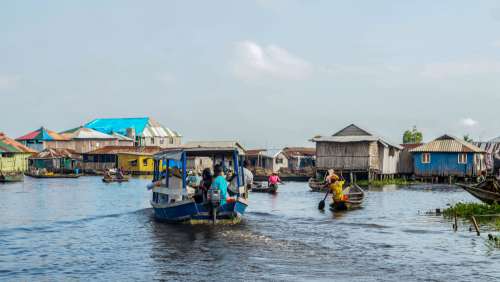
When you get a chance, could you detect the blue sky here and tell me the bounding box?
[2,0,500,147]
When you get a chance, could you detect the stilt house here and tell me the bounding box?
[311,124,402,180]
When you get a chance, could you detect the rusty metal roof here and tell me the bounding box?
[410,135,484,153]
[0,132,37,153]
[282,147,316,157]
[31,148,81,160]
[85,146,162,155]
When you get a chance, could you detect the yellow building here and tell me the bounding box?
[117,152,157,175]
[1,132,36,181]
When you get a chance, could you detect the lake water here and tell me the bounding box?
[1,177,499,281]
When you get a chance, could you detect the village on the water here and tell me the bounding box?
[1,118,500,226]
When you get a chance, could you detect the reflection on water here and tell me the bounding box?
[1,177,499,281]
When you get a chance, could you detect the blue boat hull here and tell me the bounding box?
[152,200,247,224]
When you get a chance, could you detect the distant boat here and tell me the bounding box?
[308,178,328,192]
[457,179,500,205]
[149,143,248,224]
[250,182,278,194]
[102,176,130,183]
[25,172,80,179]
[329,184,365,211]
[0,172,24,183]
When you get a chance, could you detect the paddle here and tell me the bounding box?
[318,187,330,210]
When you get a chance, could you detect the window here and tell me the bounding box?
[169,137,174,144]
[422,153,431,164]
[143,159,149,166]
[151,137,155,144]
[276,158,283,164]
[130,160,138,167]
[458,153,467,164]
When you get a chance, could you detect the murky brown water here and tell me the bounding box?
[1,177,499,281]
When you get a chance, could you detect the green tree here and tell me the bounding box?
[463,134,473,143]
[403,126,423,144]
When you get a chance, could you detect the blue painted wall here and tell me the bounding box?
[413,152,478,177]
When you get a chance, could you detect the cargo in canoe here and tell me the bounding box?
[25,172,80,179]
[330,184,365,211]
[102,176,130,183]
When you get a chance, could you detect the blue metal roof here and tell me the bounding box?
[84,117,149,136]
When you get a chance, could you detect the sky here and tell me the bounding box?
[2,0,500,148]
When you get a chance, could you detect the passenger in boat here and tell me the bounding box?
[226,168,239,195]
[197,168,213,202]
[187,170,201,188]
[268,172,281,189]
[243,160,253,187]
[212,164,229,205]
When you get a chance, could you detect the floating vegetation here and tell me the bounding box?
[356,178,420,187]
[444,202,500,230]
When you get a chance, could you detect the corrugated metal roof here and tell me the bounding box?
[85,146,162,155]
[410,135,484,153]
[311,124,402,150]
[17,127,69,141]
[68,127,116,140]
[282,147,316,157]
[84,117,181,138]
[0,132,37,153]
[31,148,81,160]
[488,136,500,143]
[183,141,246,154]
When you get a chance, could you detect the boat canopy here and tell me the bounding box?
[152,144,247,193]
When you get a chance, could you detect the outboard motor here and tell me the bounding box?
[207,188,221,224]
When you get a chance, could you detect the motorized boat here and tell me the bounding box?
[148,144,248,224]
[456,179,500,205]
[329,184,365,211]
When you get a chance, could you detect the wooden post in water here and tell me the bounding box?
[471,216,480,236]
[453,211,458,232]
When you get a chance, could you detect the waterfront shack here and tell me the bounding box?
[282,147,316,172]
[410,135,486,179]
[397,143,422,176]
[82,146,162,174]
[16,127,69,152]
[84,117,181,148]
[311,124,402,180]
[474,137,500,176]
[29,148,81,173]
[0,132,36,175]
[246,148,288,173]
[57,127,132,153]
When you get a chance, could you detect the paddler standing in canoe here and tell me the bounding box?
[326,170,346,207]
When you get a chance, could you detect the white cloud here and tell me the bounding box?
[461,118,478,127]
[0,75,20,90]
[155,72,176,85]
[230,40,313,81]
[420,61,500,79]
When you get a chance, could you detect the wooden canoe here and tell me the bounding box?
[330,184,365,211]
[25,172,81,179]
[0,172,24,183]
[103,176,130,183]
[250,182,278,194]
[457,181,500,205]
[309,178,328,192]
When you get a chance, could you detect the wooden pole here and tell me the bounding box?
[471,216,480,236]
[454,211,458,232]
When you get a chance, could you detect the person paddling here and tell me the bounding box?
[268,172,281,189]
